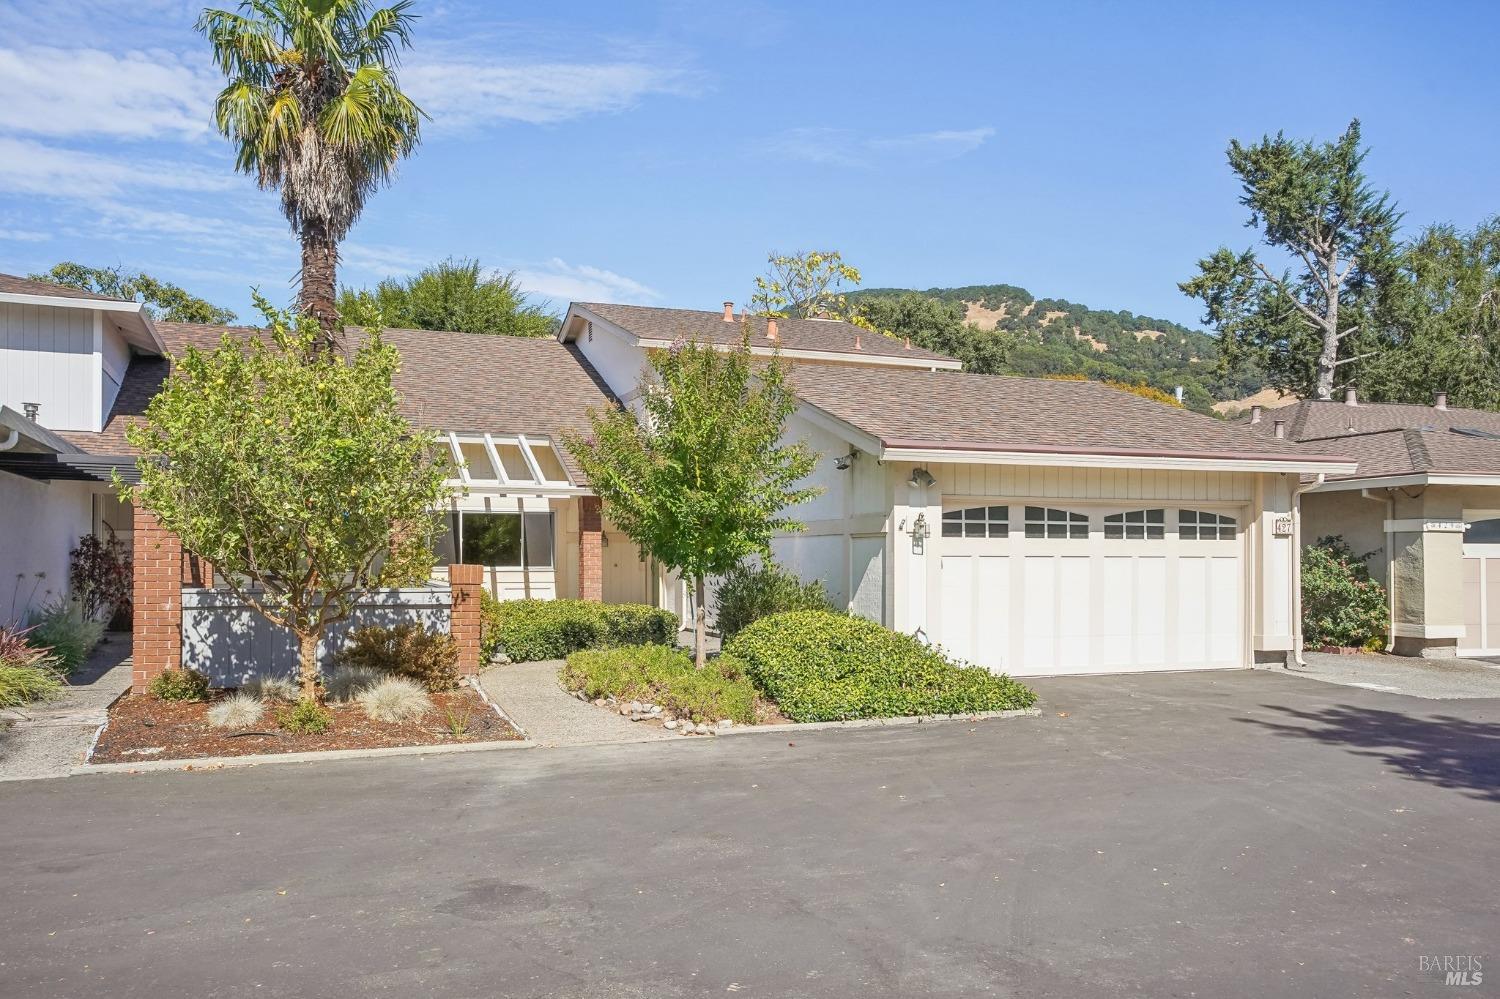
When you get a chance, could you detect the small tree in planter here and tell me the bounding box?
[122,299,450,701]
[68,533,132,627]
[1302,536,1388,650]
[566,330,820,667]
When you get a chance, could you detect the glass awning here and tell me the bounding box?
[445,432,572,487]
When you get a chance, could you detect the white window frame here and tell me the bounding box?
[942,504,1010,539]
[1179,509,1237,541]
[1104,508,1166,541]
[1023,505,1090,540]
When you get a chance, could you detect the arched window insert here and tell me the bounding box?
[1024,506,1089,539]
[1104,509,1165,540]
[942,505,1009,538]
[1179,509,1236,540]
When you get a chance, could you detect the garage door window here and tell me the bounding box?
[943,505,1009,538]
[1104,508,1165,540]
[1179,509,1236,540]
[1024,506,1089,539]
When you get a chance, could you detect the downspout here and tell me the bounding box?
[0,429,17,450]
[1361,488,1396,653]
[1290,473,1326,666]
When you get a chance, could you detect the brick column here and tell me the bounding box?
[132,510,182,693]
[578,495,603,602]
[181,553,214,588]
[449,563,483,675]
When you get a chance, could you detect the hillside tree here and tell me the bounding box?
[1181,119,1400,400]
[751,250,868,323]
[565,331,820,668]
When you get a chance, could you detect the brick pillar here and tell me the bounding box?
[578,495,603,602]
[132,511,182,693]
[181,553,214,588]
[449,563,483,675]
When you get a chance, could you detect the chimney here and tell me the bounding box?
[1344,387,1358,406]
[904,336,912,350]
[766,318,779,343]
[722,301,734,323]
[1250,404,1263,425]
[853,333,863,351]
[1435,391,1448,410]
[1273,420,1287,439]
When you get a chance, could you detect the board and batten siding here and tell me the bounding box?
[920,462,1255,503]
[0,302,99,431]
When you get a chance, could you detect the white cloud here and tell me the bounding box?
[765,125,995,168]
[404,59,700,126]
[0,137,234,199]
[511,258,661,304]
[0,46,218,139]
[0,227,49,242]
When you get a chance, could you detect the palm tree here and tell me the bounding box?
[198,0,424,346]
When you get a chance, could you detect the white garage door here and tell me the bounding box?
[937,502,1244,676]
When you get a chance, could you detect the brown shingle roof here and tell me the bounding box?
[577,302,958,365]
[0,271,127,302]
[1256,400,1500,480]
[56,323,617,482]
[789,365,1350,463]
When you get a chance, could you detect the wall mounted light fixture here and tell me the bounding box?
[834,451,858,471]
[907,467,935,489]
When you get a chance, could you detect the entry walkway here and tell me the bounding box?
[1288,651,1500,699]
[0,633,131,781]
[478,660,675,747]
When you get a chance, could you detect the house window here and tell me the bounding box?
[1464,518,1500,545]
[942,505,1009,538]
[1179,509,1237,541]
[1104,508,1165,540]
[1024,506,1089,539]
[457,511,555,568]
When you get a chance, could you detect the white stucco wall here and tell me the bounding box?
[0,472,96,624]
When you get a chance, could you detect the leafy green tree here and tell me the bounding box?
[32,262,236,324]
[1362,218,1500,409]
[1181,120,1400,401]
[751,250,866,321]
[122,298,450,701]
[339,258,556,337]
[198,0,424,345]
[565,331,821,667]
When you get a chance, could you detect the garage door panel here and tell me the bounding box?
[1095,557,1134,667]
[1022,557,1057,670]
[1176,556,1209,665]
[1208,555,1241,665]
[939,555,974,665]
[1057,557,1092,670]
[974,555,1010,672]
[1135,556,1168,666]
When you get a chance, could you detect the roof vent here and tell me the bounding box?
[766,318,779,343]
[1435,391,1448,410]
[1250,404,1263,425]
[1344,387,1358,406]
[722,301,734,323]
[1273,420,1287,439]
[22,402,39,421]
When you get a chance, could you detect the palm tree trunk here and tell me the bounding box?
[299,218,340,349]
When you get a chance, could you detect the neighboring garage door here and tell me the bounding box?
[937,502,1244,676]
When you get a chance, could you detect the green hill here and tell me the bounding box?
[849,284,1264,414]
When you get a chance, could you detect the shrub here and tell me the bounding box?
[148,668,210,702]
[207,692,265,729]
[0,625,65,708]
[356,676,433,723]
[241,675,298,703]
[480,590,505,662]
[25,598,106,673]
[562,644,756,723]
[486,599,678,662]
[277,699,332,734]
[713,561,833,641]
[721,611,1037,722]
[323,665,383,702]
[1303,536,1388,648]
[68,533,132,624]
[329,623,459,692]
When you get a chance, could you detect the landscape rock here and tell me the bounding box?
[663,720,679,730]
[717,719,733,729]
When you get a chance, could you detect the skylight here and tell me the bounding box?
[445,432,572,487]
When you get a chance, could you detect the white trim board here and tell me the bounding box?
[881,446,1355,476]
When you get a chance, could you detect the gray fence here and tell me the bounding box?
[181,586,452,687]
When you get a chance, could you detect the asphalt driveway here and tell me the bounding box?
[2,669,1498,998]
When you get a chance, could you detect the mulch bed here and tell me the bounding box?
[91,685,520,763]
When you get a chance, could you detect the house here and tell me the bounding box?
[557,301,1356,676]
[3,271,1360,682]
[1248,390,1500,658]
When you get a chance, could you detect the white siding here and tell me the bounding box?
[572,320,651,402]
[920,462,1256,503]
[0,303,99,431]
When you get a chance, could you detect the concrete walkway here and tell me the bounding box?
[1288,650,1500,699]
[0,632,131,781]
[478,660,676,747]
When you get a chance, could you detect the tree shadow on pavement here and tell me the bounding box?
[1241,704,1500,803]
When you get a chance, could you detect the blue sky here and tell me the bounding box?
[2,0,1496,328]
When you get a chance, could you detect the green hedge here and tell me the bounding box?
[561,644,756,723]
[482,596,680,663]
[721,610,1037,722]
[713,561,834,641]
[1302,536,1388,649]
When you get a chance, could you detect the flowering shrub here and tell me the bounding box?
[68,533,132,625]
[1302,536,1388,649]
